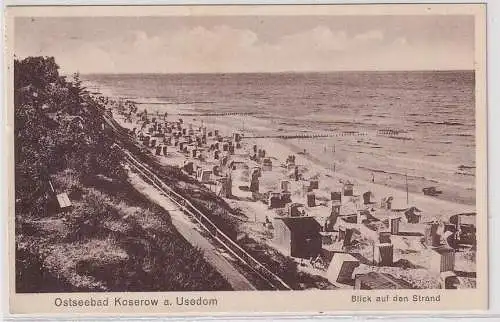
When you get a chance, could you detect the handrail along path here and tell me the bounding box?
[101,111,292,291]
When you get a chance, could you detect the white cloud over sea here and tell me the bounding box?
[14,16,474,74]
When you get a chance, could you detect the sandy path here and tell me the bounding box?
[127,169,256,291]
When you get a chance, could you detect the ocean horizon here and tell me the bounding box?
[83,70,476,205]
[78,69,474,77]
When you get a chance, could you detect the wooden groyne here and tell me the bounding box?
[243,130,413,140]
[243,132,368,139]
[176,112,258,117]
[135,101,215,105]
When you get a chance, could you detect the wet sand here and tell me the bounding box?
[115,102,474,222]
[111,102,476,289]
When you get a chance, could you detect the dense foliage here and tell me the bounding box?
[14,57,231,292]
[15,57,124,215]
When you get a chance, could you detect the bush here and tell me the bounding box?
[14,56,232,293]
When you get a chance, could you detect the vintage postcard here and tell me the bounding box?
[5,3,487,316]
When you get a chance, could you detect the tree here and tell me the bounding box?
[14,56,124,215]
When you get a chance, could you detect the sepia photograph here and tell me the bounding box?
[6,3,488,314]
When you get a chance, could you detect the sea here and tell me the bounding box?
[82,71,476,205]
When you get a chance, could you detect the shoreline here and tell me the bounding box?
[111,101,474,220]
[107,95,476,289]
[121,97,475,204]
[82,75,475,211]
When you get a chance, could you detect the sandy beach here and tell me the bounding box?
[121,100,475,220]
[110,101,476,289]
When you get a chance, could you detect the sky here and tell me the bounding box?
[14,15,475,74]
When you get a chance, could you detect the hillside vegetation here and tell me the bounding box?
[14,56,231,292]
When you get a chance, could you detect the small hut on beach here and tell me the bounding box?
[428,246,456,274]
[362,191,375,204]
[306,192,316,207]
[343,182,354,196]
[326,253,360,284]
[374,243,394,266]
[354,272,413,290]
[331,191,342,203]
[286,202,305,217]
[272,216,322,258]
[268,192,283,209]
[280,180,291,193]
[262,158,273,171]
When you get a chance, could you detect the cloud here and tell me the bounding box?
[354,29,384,41]
[393,37,408,46]
[15,24,472,73]
[279,26,349,52]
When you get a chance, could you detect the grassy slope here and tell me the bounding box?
[16,169,232,292]
[14,57,232,292]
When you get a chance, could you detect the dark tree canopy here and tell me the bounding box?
[14,56,123,215]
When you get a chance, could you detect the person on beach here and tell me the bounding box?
[294,166,299,181]
[372,172,375,183]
